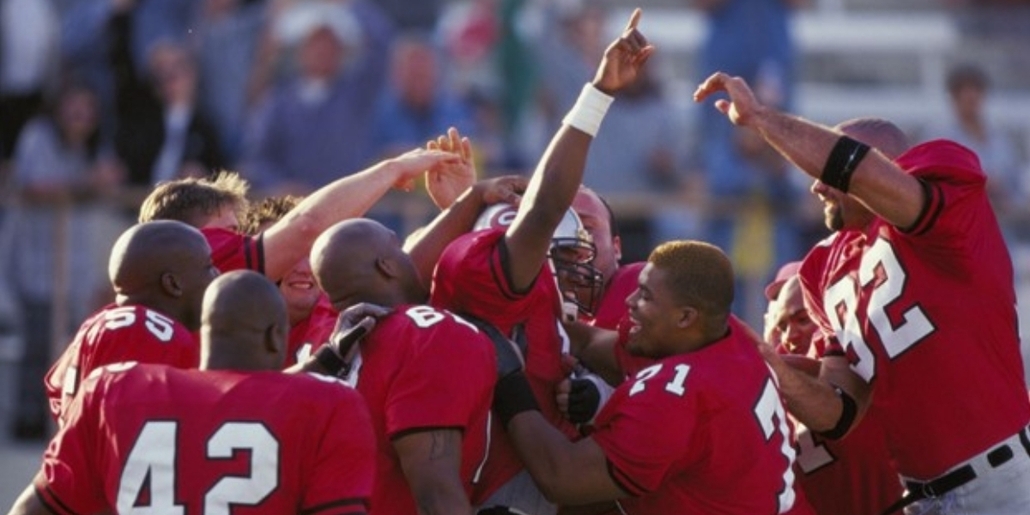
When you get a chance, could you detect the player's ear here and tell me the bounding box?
[161,271,183,298]
[375,256,398,279]
[613,235,623,262]
[676,306,698,329]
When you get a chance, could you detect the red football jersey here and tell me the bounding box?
[202,227,264,274]
[35,363,376,515]
[798,140,1030,479]
[286,295,338,367]
[431,229,579,502]
[592,320,812,515]
[589,262,644,330]
[343,304,495,515]
[44,304,198,423]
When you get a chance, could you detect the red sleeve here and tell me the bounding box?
[202,227,264,274]
[430,230,539,328]
[591,364,698,496]
[302,382,376,515]
[383,308,495,437]
[36,374,109,515]
[895,140,988,243]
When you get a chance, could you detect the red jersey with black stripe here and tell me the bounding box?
[591,319,813,514]
[202,227,264,273]
[342,305,495,515]
[430,228,578,503]
[44,304,198,424]
[799,139,1030,479]
[35,363,376,515]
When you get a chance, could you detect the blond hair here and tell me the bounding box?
[648,240,734,316]
[139,171,251,228]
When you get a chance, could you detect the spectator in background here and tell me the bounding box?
[929,64,1026,216]
[371,34,478,159]
[0,0,59,162]
[8,80,128,440]
[195,0,266,163]
[111,11,225,187]
[241,0,394,194]
[60,0,203,137]
[690,0,808,327]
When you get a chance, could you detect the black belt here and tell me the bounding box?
[880,427,1030,515]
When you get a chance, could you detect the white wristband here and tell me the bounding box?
[562,83,614,137]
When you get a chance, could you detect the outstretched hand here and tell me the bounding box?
[692,72,765,127]
[592,8,655,95]
[389,148,463,192]
[425,127,477,209]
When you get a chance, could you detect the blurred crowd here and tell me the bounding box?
[1,0,1029,362]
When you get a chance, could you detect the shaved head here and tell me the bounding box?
[201,270,289,370]
[835,118,910,160]
[108,221,216,330]
[310,219,424,310]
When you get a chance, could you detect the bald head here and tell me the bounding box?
[109,221,216,330]
[310,219,423,309]
[836,118,910,160]
[201,270,288,371]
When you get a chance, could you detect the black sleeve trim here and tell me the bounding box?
[822,349,847,358]
[300,497,368,515]
[492,238,536,299]
[388,425,464,442]
[900,179,943,236]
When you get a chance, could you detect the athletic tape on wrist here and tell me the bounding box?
[561,83,614,137]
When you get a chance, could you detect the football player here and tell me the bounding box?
[44,220,217,423]
[10,271,376,515]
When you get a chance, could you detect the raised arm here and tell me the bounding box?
[694,72,925,229]
[503,8,654,292]
[260,149,459,281]
[393,429,474,515]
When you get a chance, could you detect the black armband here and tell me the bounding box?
[493,371,540,428]
[820,136,870,194]
[818,385,858,440]
[314,345,348,377]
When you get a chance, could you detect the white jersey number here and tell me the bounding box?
[118,421,279,514]
[794,423,834,474]
[105,307,176,342]
[824,240,934,381]
[754,379,798,514]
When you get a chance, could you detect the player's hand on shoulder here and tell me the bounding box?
[425,127,477,209]
[329,303,390,361]
[592,8,654,95]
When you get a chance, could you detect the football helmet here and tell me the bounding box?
[474,204,603,318]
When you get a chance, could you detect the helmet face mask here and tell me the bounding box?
[473,204,605,318]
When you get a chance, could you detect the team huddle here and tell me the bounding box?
[7,8,1030,515]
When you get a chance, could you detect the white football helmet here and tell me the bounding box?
[474,204,603,318]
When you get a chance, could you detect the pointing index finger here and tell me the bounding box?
[625,7,642,31]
